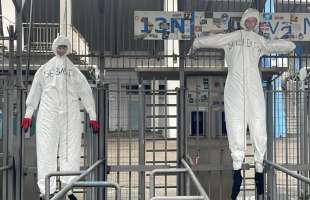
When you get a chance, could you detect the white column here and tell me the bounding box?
[164,0,179,138]
[164,0,179,68]
[1,0,16,48]
[59,0,72,36]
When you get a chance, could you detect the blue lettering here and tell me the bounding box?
[304,18,310,35]
[141,17,150,33]
[155,17,169,33]
[171,18,184,33]
[281,25,292,37]
[269,22,279,34]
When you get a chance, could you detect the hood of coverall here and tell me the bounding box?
[51,35,71,57]
[240,8,260,31]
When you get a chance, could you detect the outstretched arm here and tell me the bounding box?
[191,31,240,51]
[261,37,296,55]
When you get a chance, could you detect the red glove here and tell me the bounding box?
[21,118,32,132]
[89,120,100,134]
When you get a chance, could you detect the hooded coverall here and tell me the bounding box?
[24,35,97,194]
[192,8,295,172]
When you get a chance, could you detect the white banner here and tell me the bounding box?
[134,11,224,40]
[134,11,310,41]
[260,13,310,41]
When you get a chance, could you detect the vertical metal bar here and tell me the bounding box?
[266,83,274,199]
[15,0,25,198]
[152,79,156,166]
[242,168,246,200]
[97,85,108,200]
[8,26,15,92]
[138,81,145,200]
[128,79,132,200]
[164,78,168,196]
[285,88,290,200]
[7,90,14,200]
[4,29,15,200]
[25,0,34,85]
[88,100,95,200]
[149,172,155,198]
[2,80,8,200]
[296,82,300,198]
[15,0,23,87]
[105,86,110,200]
[92,88,97,200]
[178,40,186,196]
[84,110,89,200]
[116,79,120,185]
[15,89,24,200]
[271,166,274,200]
[299,81,305,198]
[307,88,310,195]
[303,88,308,196]
[186,173,190,196]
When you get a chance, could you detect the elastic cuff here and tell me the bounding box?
[25,107,34,118]
[255,162,264,173]
[233,160,243,171]
[89,111,96,121]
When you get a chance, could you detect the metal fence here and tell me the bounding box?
[265,159,310,200]
[265,84,310,200]
[104,80,178,200]
[1,0,310,199]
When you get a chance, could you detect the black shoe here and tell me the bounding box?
[231,170,242,200]
[255,172,264,195]
[68,194,78,200]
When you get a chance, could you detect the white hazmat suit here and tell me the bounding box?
[192,9,295,172]
[24,36,97,195]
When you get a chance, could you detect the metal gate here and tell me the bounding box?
[104,79,178,199]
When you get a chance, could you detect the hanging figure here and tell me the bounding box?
[21,35,100,200]
[189,8,295,199]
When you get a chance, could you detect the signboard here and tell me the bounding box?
[213,12,243,32]
[134,11,310,41]
[260,13,310,41]
[134,11,224,40]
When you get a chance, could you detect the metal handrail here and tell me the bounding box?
[181,159,209,198]
[264,160,310,184]
[149,158,210,200]
[46,159,104,200]
[72,181,121,200]
[45,172,82,199]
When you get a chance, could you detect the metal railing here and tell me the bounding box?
[264,159,310,199]
[149,158,209,200]
[44,159,121,200]
[22,23,59,52]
